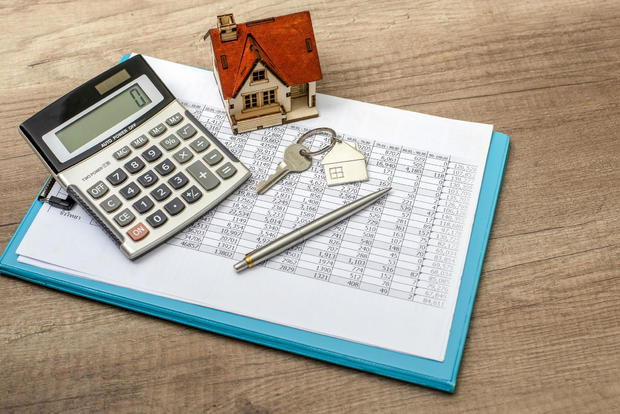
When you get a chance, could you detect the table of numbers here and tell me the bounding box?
[169,103,477,309]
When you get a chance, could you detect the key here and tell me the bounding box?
[256,143,312,194]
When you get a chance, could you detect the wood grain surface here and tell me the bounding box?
[1,0,619,412]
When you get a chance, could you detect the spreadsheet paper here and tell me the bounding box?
[16,56,493,361]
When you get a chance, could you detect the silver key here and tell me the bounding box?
[257,143,312,194]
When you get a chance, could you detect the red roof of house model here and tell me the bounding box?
[209,11,322,99]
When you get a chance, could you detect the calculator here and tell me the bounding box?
[19,55,251,259]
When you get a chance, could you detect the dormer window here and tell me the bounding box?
[252,70,266,82]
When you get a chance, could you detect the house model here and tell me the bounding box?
[321,141,369,186]
[205,11,322,134]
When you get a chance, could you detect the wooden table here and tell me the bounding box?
[2,1,619,411]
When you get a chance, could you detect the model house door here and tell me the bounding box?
[290,83,308,98]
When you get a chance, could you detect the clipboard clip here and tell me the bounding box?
[38,175,75,210]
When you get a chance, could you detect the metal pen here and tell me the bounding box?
[233,187,391,272]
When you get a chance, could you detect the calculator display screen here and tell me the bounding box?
[56,84,152,153]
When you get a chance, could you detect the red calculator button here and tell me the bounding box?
[127,222,149,241]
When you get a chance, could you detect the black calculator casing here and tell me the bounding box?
[20,55,175,174]
[18,55,251,259]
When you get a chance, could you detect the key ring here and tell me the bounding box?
[296,128,342,158]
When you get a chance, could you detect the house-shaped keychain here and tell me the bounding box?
[321,140,369,186]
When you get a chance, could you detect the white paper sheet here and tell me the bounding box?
[17,56,492,361]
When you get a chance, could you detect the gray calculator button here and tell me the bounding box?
[160,135,180,151]
[137,170,158,188]
[87,181,108,199]
[203,149,223,166]
[216,162,237,179]
[119,182,141,200]
[130,135,149,148]
[168,172,189,189]
[173,148,194,164]
[164,197,185,216]
[106,168,128,186]
[177,124,197,140]
[100,195,122,213]
[113,208,135,227]
[113,146,131,160]
[189,136,210,153]
[124,157,145,174]
[141,145,162,162]
[146,210,167,228]
[181,185,203,204]
[149,123,167,137]
[132,196,154,214]
[150,183,172,201]
[154,159,176,176]
[165,113,183,126]
[186,160,220,191]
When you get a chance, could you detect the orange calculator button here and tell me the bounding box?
[127,222,149,241]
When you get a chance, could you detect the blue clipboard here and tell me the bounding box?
[0,65,509,391]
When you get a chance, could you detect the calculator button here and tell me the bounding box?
[146,210,168,228]
[186,160,220,191]
[99,195,122,213]
[124,157,145,174]
[132,196,155,214]
[87,181,109,199]
[114,208,135,227]
[127,222,149,242]
[181,185,203,204]
[137,170,158,188]
[173,148,193,164]
[203,149,223,166]
[165,113,183,126]
[189,136,210,153]
[113,146,131,160]
[177,124,197,139]
[168,172,189,189]
[142,145,162,162]
[164,197,185,216]
[119,182,141,200]
[106,168,128,186]
[154,159,176,176]
[150,183,172,201]
[216,162,237,179]
[160,135,181,151]
[130,135,149,149]
[149,123,167,137]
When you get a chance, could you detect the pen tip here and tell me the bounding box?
[233,260,248,272]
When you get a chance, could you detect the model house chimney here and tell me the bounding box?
[217,14,237,42]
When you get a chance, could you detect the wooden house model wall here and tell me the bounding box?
[206,11,322,134]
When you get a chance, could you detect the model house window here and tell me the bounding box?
[263,89,276,105]
[329,166,344,180]
[252,70,266,82]
[244,93,258,109]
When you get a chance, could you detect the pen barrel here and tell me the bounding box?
[246,188,390,267]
